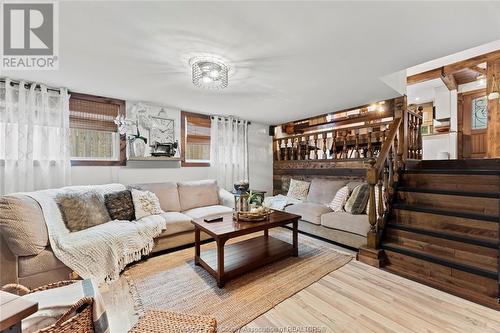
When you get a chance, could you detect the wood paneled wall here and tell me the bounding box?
[487,57,500,158]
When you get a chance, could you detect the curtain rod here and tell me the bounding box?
[210,116,251,125]
[0,78,62,93]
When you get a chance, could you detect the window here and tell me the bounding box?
[181,111,211,166]
[69,93,126,166]
[471,96,488,130]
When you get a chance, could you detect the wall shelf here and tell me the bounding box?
[127,156,181,161]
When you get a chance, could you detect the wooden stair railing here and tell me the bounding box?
[273,120,394,161]
[358,109,422,267]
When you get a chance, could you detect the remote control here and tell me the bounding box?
[204,216,223,223]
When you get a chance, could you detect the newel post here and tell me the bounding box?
[366,158,378,249]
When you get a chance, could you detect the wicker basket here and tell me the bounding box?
[1,280,94,333]
[129,310,217,333]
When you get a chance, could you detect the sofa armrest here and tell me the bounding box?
[218,188,234,209]
[0,235,18,286]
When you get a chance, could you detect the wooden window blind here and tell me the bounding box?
[69,93,126,166]
[181,111,211,167]
[69,97,120,132]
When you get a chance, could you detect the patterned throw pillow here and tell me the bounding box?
[344,184,369,214]
[104,190,135,221]
[286,179,310,201]
[57,191,111,232]
[327,186,349,212]
[131,189,163,220]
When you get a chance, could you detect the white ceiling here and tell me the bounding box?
[2,1,500,125]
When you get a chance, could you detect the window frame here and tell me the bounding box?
[181,110,211,167]
[69,92,126,167]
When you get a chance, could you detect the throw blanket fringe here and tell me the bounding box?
[25,184,167,283]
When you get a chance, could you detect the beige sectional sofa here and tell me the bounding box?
[0,179,234,288]
[284,179,370,249]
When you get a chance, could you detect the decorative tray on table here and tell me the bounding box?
[234,208,273,222]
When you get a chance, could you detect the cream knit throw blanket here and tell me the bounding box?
[26,184,167,283]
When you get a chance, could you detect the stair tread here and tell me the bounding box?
[381,243,498,279]
[397,187,500,199]
[385,223,499,248]
[392,203,499,222]
[403,169,500,175]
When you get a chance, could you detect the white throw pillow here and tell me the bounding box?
[131,189,163,219]
[286,179,310,201]
[327,185,349,212]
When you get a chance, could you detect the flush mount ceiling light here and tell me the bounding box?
[190,56,229,89]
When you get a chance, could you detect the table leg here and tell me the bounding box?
[194,227,200,266]
[264,229,269,238]
[216,238,226,288]
[292,220,298,257]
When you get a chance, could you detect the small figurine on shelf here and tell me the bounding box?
[233,179,249,194]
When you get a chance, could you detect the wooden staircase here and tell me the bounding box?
[380,162,500,309]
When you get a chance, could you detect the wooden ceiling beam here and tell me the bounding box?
[469,65,486,76]
[441,72,457,90]
[443,49,500,75]
[407,50,500,86]
[407,68,442,85]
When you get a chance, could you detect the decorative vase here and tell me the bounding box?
[132,138,147,157]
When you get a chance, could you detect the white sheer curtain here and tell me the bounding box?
[210,116,249,190]
[0,78,71,195]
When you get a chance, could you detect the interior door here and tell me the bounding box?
[459,89,488,158]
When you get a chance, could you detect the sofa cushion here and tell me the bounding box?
[104,190,135,221]
[183,205,233,220]
[57,191,111,232]
[284,202,332,225]
[345,184,369,214]
[0,194,49,256]
[347,181,365,194]
[18,247,66,278]
[306,179,347,205]
[130,182,181,212]
[158,212,194,237]
[177,180,219,211]
[321,211,370,236]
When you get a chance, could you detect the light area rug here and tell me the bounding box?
[124,229,353,332]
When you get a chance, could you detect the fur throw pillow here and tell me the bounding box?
[57,191,111,232]
[131,189,163,219]
[104,190,135,221]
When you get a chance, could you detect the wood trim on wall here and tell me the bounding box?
[180,110,211,167]
[69,92,126,167]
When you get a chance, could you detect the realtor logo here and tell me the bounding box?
[1,1,59,70]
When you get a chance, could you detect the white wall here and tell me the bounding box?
[71,121,273,194]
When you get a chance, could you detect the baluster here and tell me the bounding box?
[409,115,415,159]
[275,140,280,161]
[304,135,310,160]
[331,131,337,159]
[297,137,302,160]
[416,114,423,159]
[313,135,318,159]
[377,178,384,230]
[367,128,373,158]
[322,134,327,159]
[388,146,394,189]
[283,139,288,161]
[342,131,348,159]
[290,138,296,160]
[354,129,360,158]
[367,158,378,249]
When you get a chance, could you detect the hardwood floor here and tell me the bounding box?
[100,233,500,333]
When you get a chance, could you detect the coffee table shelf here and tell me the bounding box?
[192,211,301,287]
[198,235,293,280]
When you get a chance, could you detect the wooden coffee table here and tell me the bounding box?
[192,210,300,287]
